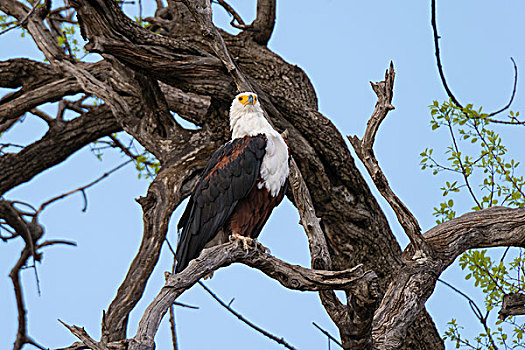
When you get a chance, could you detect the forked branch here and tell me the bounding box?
[348,62,430,257]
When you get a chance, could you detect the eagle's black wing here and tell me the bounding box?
[175,134,267,273]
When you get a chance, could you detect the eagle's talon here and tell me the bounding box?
[230,233,254,251]
[256,242,271,254]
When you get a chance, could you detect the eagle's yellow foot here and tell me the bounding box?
[230,233,254,251]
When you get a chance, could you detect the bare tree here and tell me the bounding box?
[1,0,523,349]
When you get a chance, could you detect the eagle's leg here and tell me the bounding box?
[230,232,254,251]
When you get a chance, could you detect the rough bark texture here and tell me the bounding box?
[3,0,519,349]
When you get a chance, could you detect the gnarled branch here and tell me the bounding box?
[130,241,370,350]
[372,206,525,349]
[348,63,430,258]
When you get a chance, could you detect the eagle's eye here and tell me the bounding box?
[238,96,243,101]
[253,96,257,103]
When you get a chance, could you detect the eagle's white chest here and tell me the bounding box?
[230,109,289,197]
[258,134,289,196]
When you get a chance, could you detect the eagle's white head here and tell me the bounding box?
[229,91,272,140]
[230,91,262,114]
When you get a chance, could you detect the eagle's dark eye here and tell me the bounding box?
[238,97,243,101]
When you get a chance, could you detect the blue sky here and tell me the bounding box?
[1,1,525,349]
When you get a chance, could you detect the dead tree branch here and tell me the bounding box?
[59,320,108,350]
[289,155,379,349]
[10,240,76,350]
[372,206,525,349]
[348,63,431,258]
[129,242,370,350]
[0,104,121,196]
[499,293,525,320]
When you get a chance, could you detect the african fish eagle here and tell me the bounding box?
[174,92,290,273]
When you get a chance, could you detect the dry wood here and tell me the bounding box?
[348,63,430,258]
[499,292,525,320]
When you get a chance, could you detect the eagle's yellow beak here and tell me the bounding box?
[238,94,256,105]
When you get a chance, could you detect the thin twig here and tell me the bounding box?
[169,258,178,350]
[312,322,343,349]
[431,0,519,120]
[198,281,297,350]
[431,0,462,108]
[446,120,481,208]
[173,301,199,310]
[215,0,252,29]
[437,278,499,349]
[488,57,518,117]
[169,305,178,350]
[36,160,132,215]
[10,245,33,350]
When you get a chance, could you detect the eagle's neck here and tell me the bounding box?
[230,109,289,197]
[230,109,277,140]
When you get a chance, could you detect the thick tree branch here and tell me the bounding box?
[372,206,525,349]
[348,63,431,258]
[0,77,80,124]
[499,293,525,320]
[0,59,55,89]
[181,0,254,92]
[159,83,211,126]
[130,242,369,350]
[249,0,276,45]
[0,104,121,196]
